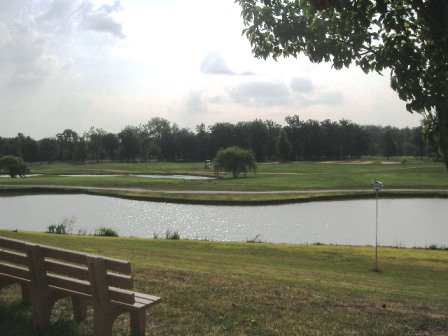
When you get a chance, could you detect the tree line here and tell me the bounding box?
[0,116,434,165]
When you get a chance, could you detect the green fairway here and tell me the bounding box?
[0,231,447,335]
[1,158,447,204]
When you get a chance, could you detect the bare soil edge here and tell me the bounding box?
[1,186,448,206]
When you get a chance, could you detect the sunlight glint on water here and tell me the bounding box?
[0,194,447,247]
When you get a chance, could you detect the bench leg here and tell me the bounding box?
[130,310,146,336]
[93,307,116,336]
[32,295,55,328]
[20,283,31,305]
[72,297,88,322]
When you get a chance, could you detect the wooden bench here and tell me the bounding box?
[0,237,161,336]
[0,237,33,304]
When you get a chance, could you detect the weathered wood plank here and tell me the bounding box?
[107,272,133,289]
[0,237,33,252]
[0,249,29,266]
[46,274,92,296]
[45,260,89,280]
[0,262,31,281]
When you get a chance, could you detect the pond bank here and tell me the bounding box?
[1,184,448,205]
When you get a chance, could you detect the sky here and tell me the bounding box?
[0,0,422,139]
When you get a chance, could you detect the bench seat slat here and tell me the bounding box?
[0,250,29,267]
[111,293,161,310]
[134,295,160,306]
[135,292,161,302]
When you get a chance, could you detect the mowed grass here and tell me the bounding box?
[1,158,448,203]
[0,231,447,335]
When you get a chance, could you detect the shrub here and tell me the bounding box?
[47,217,75,234]
[246,234,262,243]
[0,155,29,178]
[94,227,119,237]
[165,229,180,240]
[77,229,87,235]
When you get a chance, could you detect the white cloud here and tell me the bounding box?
[228,81,291,106]
[185,91,209,114]
[299,90,344,106]
[37,0,76,25]
[200,53,234,75]
[37,0,125,38]
[80,0,125,39]
[0,20,57,90]
[290,77,314,93]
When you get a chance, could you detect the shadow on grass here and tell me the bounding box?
[0,287,90,336]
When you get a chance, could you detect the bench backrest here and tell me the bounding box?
[0,237,137,304]
[0,237,34,283]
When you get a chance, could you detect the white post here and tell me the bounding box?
[375,189,379,271]
[371,180,383,272]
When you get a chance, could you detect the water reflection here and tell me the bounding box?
[0,194,447,247]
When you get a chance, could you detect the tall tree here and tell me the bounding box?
[195,123,211,161]
[143,117,174,161]
[247,119,269,161]
[381,129,397,160]
[285,115,302,160]
[85,127,106,163]
[412,126,426,160]
[38,138,58,164]
[276,129,292,161]
[175,127,197,161]
[237,0,448,169]
[118,126,140,162]
[209,122,238,155]
[56,129,79,161]
[264,119,282,159]
[103,133,120,162]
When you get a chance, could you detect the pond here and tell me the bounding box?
[0,194,447,248]
[59,174,215,180]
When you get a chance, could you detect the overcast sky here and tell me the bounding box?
[1,0,422,139]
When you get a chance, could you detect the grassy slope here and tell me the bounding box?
[0,231,447,335]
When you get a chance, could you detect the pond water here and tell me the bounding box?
[59,174,214,180]
[0,194,447,248]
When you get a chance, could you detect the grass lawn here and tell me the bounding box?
[0,231,447,335]
[1,158,448,204]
